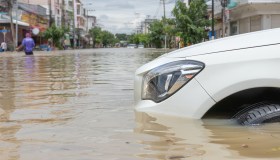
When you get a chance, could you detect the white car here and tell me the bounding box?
[134,28,280,125]
[127,44,137,48]
[138,44,144,48]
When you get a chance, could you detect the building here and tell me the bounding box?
[136,16,157,34]
[19,0,62,27]
[0,1,48,50]
[86,15,96,32]
[210,0,280,39]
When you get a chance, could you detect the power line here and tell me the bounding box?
[153,1,161,19]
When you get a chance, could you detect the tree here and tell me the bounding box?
[115,33,128,41]
[172,0,210,45]
[101,30,116,47]
[128,34,150,47]
[89,27,117,47]
[148,20,164,48]
[138,34,150,46]
[163,18,177,48]
[89,27,102,48]
[43,24,68,49]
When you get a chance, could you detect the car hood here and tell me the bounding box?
[164,28,280,58]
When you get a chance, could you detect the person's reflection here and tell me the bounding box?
[134,112,205,159]
[24,55,35,79]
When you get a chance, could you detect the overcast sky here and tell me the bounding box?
[81,0,177,34]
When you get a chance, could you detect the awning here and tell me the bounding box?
[13,19,30,27]
[0,19,30,27]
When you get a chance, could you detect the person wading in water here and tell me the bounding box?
[17,33,35,55]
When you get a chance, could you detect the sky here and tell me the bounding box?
[81,0,178,34]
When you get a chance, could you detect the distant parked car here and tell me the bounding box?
[127,44,137,48]
[138,44,144,48]
[134,28,280,125]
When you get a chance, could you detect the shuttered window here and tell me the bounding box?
[271,15,280,28]
[250,15,261,32]
[239,18,249,34]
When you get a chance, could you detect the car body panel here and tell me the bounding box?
[163,28,280,58]
[134,28,280,119]
[193,44,280,102]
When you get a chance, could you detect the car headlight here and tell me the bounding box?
[142,60,204,103]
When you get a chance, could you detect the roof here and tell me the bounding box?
[18,2,47,16]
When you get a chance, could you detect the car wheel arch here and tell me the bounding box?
[202,87,280,119]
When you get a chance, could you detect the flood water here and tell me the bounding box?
[0,48,280,160]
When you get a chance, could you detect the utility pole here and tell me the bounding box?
[221,0,227,37]
[15,0,18,47]
[211,0,215,40]
[73,0,77,48]
[162,0,167,49]
[48,0,52,27]
[162,0,166,19]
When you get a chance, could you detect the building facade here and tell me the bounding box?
[19,0,63,27]
[17,0,97,48]
[211,0,280,39]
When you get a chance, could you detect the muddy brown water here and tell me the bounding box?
[0,48,280,160]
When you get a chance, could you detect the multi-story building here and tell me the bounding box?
[86,15,96,32]
[20,0,97,48]
[0,1,48,49]
[210,0,280,39]
[19,0,62,27]
[141,18,157,34]
[64,0,74,29]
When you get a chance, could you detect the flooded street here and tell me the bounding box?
[0,48,280,160]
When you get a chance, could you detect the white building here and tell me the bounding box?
[211,0,280,38]
[86,15,96,32]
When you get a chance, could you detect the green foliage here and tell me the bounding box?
[127,34,149,46]
[43,24,69,49]
[115,33,128,41]
[89,27,102,47]
[148,20,164,48]
[138,34,150,46]
[101,30,116,47]
[172,0,210,45]
[89,27,117,47]
[163,18,177,48]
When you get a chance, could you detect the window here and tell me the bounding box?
[250,15,261,32]
[77,6,80,15]
[272,15,280,28]
[239,18,249,34]
[230,21,238,35]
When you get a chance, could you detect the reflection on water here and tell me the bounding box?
[135,111,280,160]
[134,112,205,159]
[1,48,280,160]
[0,48,169,160]
[204,121,280,159]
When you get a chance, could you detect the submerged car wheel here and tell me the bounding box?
[234,102,280,125]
